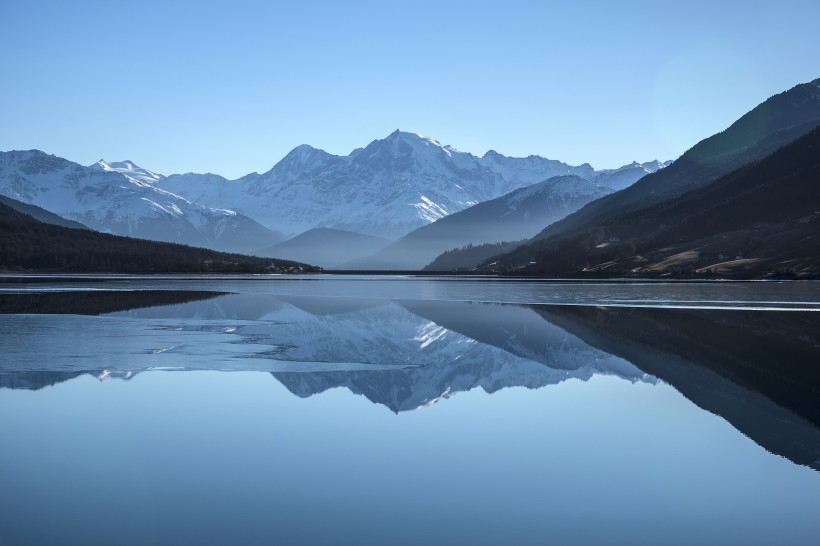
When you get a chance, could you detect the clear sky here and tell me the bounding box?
[1,0,818,178]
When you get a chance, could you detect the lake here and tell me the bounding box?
[1,275,819,545]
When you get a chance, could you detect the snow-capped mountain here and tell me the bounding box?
[342,174,620,270]
[159,130,645,240]
[91,159,164,186]
[0,150,283,253]
[481,149,596,186]
[0,132,666,257]
[592,160,673,192]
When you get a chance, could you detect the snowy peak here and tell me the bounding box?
[535,174,603,195]
[384,129,446,148]
[592,159,670,191]
[630,159,672,172]
[608,159,671,176]
[1,149,68,176]
[272,144,339,170]
[255,144,343,189]
[93,159,164,186]
[354,129,458,166]
[479,148,596,183]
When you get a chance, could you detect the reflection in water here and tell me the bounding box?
[0,290,225,315]
[537,306,820,470]
[0,289,819,471]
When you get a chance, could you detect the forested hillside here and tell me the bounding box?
[0,203,319,273]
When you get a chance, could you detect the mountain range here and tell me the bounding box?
[157,131,607,240]
[0,131,665,267]
[0,151,283,254]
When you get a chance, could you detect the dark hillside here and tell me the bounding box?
[531,79,820,242]
[491,125,820,278]
[0,203,319,273]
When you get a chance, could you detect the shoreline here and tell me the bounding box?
[0,272,818,284]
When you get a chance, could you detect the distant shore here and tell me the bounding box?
[1,271,817,284]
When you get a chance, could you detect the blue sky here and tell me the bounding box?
[1,0,818,178]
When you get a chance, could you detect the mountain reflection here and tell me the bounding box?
[0,289,818,469]
[272,298,650,411]
[537,305,820,471]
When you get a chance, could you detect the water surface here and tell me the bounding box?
[1,275,818,545]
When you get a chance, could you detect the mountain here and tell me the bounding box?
[342,160,667,270]
[3,133,668,253]
[413,162,671,272]
[256,227,390,269]
[592,160,672,191]
[490,124,820,278]
[527,78,820,246]
[0,194,87,229]
[1,132,668,256]
[0,151,284,253]
[91,159,164,185]
[343,175,611,269]
[425,241,526,271]
[0,201,317,273]
[158,130,615,240]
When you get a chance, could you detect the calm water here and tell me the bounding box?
[1,275,819,545]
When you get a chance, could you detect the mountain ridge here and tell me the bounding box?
[0,150,284,253]
[155,130,665,240]
[530,78,820,244]
[0,200,317,273]
[257,227,390,269]
[342,160,666,270]
[490,124,820,278]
